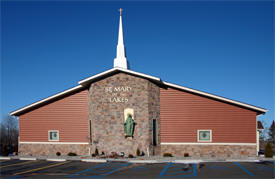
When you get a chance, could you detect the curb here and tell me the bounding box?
[128,160,160,163]
[46,158,67,162]
[19,157,37,161]
[82,159,107,163]
[0,157,10,160]
[226,159,260,162]
[8,157,274,163]
[173,160,203,164]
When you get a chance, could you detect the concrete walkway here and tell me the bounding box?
[2,155,274,163]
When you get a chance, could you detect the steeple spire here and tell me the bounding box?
[114,8,128,69]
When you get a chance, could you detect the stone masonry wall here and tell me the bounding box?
[88,72,160,156]
[19,143,89,156]
[148,81,161,155]
[161,145,256,158]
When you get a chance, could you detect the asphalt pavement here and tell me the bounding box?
[0,159,274,178]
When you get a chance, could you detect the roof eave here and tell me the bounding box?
[78,67,161,86]
[10,85,84,116]
[163,81,267,115]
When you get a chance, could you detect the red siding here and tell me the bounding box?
[160,88,257,143]
[19,90,89,142]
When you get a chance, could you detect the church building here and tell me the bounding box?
[10,10,267,158]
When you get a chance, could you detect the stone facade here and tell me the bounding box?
[161,145,257,158]
[19,143,89,156]
[17,72,258,158]
[88,72,160,156]
[148,81,161,155]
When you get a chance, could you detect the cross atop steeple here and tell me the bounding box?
[113,8,128,69]
[119,8,123,16]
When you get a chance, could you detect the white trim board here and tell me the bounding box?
[78,68,117,84]
[161,142,256,146]
[19,142,89,145]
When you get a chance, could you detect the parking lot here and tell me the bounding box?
[0,159,274,178]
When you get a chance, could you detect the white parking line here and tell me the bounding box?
[0,157,10,160]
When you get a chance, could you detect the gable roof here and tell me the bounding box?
[78,67,160,86]
[10,85,85,116]
[10,67,267,116]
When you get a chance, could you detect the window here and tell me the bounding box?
[197,130,212,142]
[153,119,157,146]
[48,130,59,141]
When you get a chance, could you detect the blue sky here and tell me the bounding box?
[1,1,274,127]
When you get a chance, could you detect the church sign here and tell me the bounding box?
[105,86,132,103]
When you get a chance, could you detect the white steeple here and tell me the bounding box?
[114,8,128,69]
